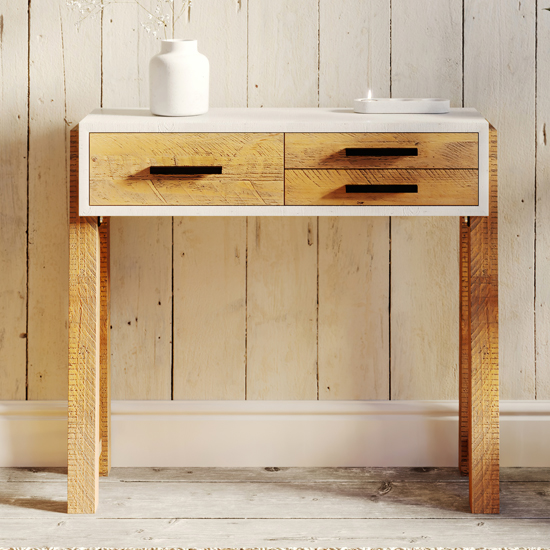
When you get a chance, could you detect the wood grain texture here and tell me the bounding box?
[89,132,284,206]
[174,0,247,108]
[467,124,499,514]
[248,0,318,107]
[319,0,390,105]
[247,218,318,399]
[318,218,389,399]
[535,2,550,399]
[390,0,463,400]
[102,1,173,400]
[0,1,28,399]
[285,169,478,206]
[173,217,246,399]
[109,217,172,400]
[465,0,535,399]
[27,0,101,399]
[68,128,100,514]
[285,133,479,169]
[99,218,111,476]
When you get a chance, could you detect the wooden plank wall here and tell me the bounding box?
[0,0,542,402]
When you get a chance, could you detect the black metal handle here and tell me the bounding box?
[150,166,223,175]
[345,184,418,194]
[345,147,418,157]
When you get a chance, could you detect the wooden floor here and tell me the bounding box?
[1,467,550,547]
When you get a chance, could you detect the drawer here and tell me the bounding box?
[89,133,284,206]
[285,169,478,206]
[285,133,478,169]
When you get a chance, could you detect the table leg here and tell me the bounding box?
[99,217,111,477]
[459,124,499,514]
[68,127,101,513]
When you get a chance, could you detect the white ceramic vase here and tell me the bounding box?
[149,39,209,117]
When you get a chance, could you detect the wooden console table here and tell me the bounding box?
[68,108,498,514]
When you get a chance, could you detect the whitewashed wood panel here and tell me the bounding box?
[535,4,550,398]
[102,1,173,399]
[173,217,246,399]
[318,0,390,400]
[109,218,172,399]
[319,0,390,105]
[247,218,318,399]
[174,0,247,108]
[27,1,101,399]
[318,218,389,400]
[390,0,462,399]
[247,2,319,399]
[0,3,28,399]
[248,0,318,107]
[465,0,536,399]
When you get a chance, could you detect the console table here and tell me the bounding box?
[68,108,498,514]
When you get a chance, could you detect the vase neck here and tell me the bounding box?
[160,39,198,54]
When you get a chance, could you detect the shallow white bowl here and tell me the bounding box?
[354,98,450,114]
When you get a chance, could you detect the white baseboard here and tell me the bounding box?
[1,400,549,468]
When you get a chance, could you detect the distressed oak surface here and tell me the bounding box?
[467,124,499,514]
[2,468,550,546]
[89,133,284,206]
[99,218,111,476]
[285,132,479,169]
[68,128,100,514]
[285,169,479,206]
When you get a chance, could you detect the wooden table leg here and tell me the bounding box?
[68,127,101,513]
[459,124,499,514]
[99,217,111,477]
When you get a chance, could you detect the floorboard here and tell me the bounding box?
[1,468,550,547]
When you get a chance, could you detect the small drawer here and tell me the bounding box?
[285,133,478,170]
[89,133,284,206]
[285,169,479,206]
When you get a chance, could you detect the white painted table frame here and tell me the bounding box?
[68,108,499,514]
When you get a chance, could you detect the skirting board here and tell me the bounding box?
[0,400,548,468]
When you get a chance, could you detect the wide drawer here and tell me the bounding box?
[89,133,284,206]
[285,133,478,169]
[285,169,479,206]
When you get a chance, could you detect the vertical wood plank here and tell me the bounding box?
[465,0,535,399]
[247,1,319,400]
[28,0,101,399]
[174,0,247,108]
[319,0,390,105]
[103,1,172,400]
[172,0,247,400]
[99,218,111,476]
[318,218,389,400]
[468,125,499,514]
[0,2,28,399]
[248,0,318,107]
[68,128,100,514]
[390,0,462,400]
[318,0,391,400]
[247,218,318,400]
[173,218,246,400]
[536,3,550,399]
[109,218,172,400]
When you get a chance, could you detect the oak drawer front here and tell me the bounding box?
[89,133,284,206]
[285,133,478,170]
[285,169,478,206]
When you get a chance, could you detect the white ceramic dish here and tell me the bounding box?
[354,98,450,114]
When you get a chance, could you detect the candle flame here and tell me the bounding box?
[367,89,372,99]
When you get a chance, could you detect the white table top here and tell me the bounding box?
[78,107,489,217]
